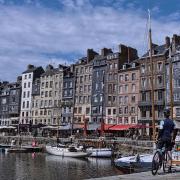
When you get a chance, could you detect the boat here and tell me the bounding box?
[46,144,91,158]
[114,154,153,172]
[86,147,112,158]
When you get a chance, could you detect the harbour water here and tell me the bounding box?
[0,152,122,180]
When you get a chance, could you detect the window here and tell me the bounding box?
[141,64,145,73]
[95,83,99,90]
[78,107,82,114]
[69,82,73,88]
[114,63,118,69]
[124,117,129,124]
[119,96,123,104]
[132,84,136,92]
[25,75,27,79]
[46,82,48,88]
[24,83,26,88]
[41,91,44,97]
[113,109,116,115]
[131,117,136,124]
[142,92,146,101]
[118,117,122,124]
[119,75,123,82]
[119,86,123,93]
[26,101,29,108]
[158,90,163,101]
[86,107,90,114]
[157,62,162,71]
[131,95,136,103]
[49,91,52,97]
[132,73,136,80]
[45,91,48,97]
[28,82,31,88]
[23,101,25,108]
[125,74,129,81]
[124,107,128,114]
[109,64,113,69]
[119,108,122,114]
[157,76,163,85]
[23,92,26,98]
[41,82,44,88]
[131,107,135,114]
[141,110,146,118]
[27,91,30,98]
[29,74,31,79]
[50,81,53,88]
[141,78,146,87]
[80,76,83,83]
[125,85,128,92]
[94,95,98,103]
[108,109,111,115]
[124,96,128,103]
[79,96,83,103]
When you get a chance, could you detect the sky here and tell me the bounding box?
[0,0,180,81]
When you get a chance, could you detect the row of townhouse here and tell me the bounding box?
[0,34,180,136]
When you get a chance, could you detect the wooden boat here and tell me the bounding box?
[7,147,28,153]
[46,144,91,158]
[86,147,112,158]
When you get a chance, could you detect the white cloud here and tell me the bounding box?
[0,1,179,81]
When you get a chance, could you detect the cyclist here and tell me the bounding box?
[156,108,177,171]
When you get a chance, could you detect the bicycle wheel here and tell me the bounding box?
[152,151,161,175]
[163,151,172,173]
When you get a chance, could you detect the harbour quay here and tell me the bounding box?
[86,170,180,180]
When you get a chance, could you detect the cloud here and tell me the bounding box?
[0,0,180,81]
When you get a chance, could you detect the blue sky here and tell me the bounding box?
[0,0,180,81]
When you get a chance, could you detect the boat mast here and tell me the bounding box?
[148,10,156,141]
[169,47,174,120]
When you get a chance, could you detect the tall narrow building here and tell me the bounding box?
[20,65,44,125]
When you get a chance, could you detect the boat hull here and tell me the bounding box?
[86,148,112,158]
[46,146,90,158]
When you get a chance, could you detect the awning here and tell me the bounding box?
[109,124,132,131]
[0,126,16,129]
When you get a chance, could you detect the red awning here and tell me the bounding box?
[109,124,132,131]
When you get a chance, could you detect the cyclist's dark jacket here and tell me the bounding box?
[159,118,175,141]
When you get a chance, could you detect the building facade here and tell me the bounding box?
[117,62,140,125]
[165,34,180,122]
[105,45,138,124]
[138,40,169,136]
[0,78,22,126]
[20,65,44,125]
[62,65,75,125]
[74,49,97,123]
[31,65,65,126]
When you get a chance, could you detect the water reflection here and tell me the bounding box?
[0,152,122,180]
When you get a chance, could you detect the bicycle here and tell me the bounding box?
[151,146,172,175]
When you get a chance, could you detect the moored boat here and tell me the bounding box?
[86,147,112,158]
[46,145,91,158]
[114,154,153,172]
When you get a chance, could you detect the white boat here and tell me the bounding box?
[46,144,90,158]
[114,154,153,172]
[86,147,112,158]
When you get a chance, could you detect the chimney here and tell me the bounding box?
[165,36,170,48]
[101,48,112,56]
[70,64,74,72]
[119,44,128,55]
[87,49,98,63]
[128,47,138,62]
[27,64,35,70]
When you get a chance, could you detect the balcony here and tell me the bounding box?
[138,100,165,107]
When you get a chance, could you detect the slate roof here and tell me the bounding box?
[142,44,167,58]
